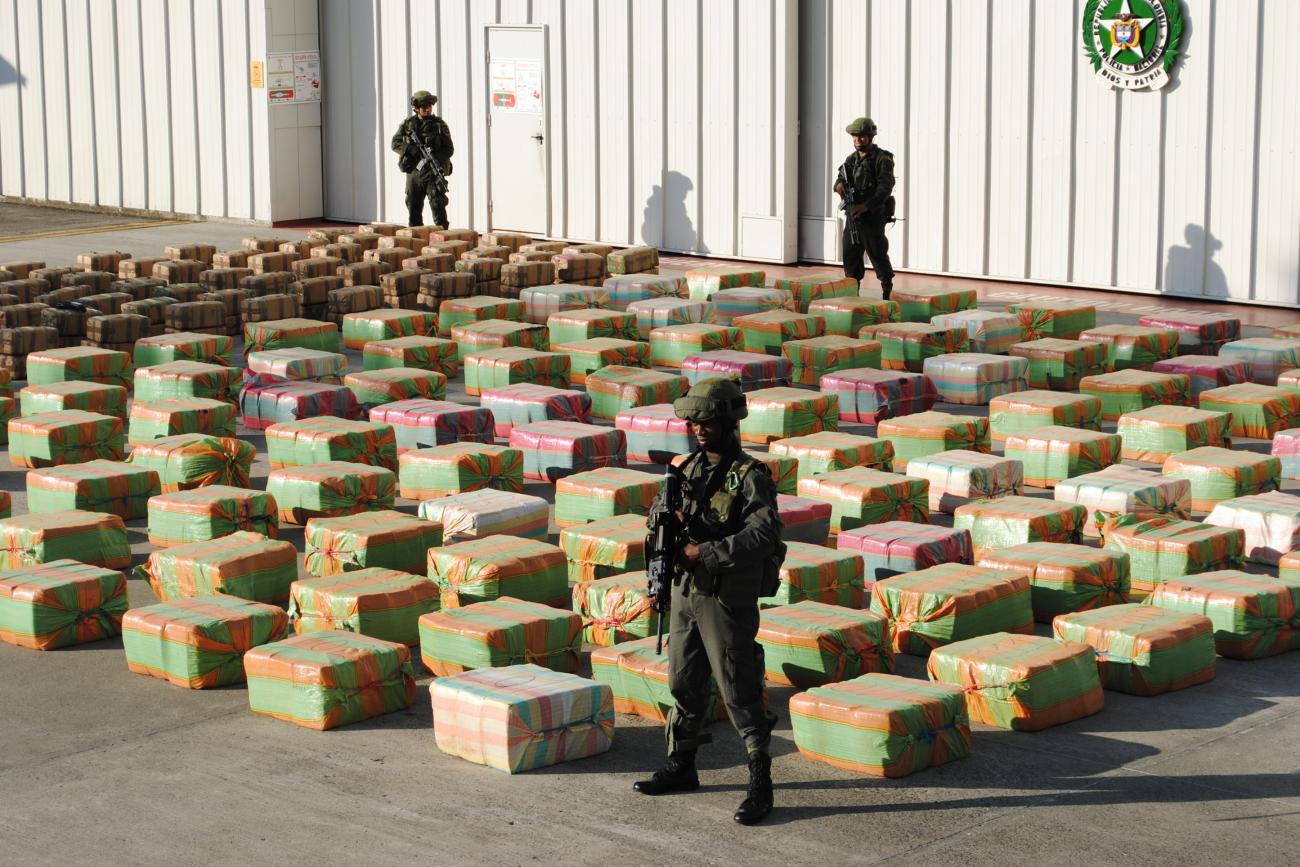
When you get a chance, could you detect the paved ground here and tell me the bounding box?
[1,205,1299,864]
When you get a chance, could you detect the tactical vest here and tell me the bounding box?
[843,146,895,220]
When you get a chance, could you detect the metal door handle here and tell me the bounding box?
[532,134,544,142]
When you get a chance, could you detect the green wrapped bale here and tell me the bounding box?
[362,336,459,376]
[1079,369,1191,421]
[127,398,237,444]
[875,411,989,471]
[0,510,131,570]
[133,361,240,403]
[26,460,160,519]
[265,461,396,524]
[26,346,132,388]
[795,467,928,535]
[590,635,723,723]
[136,531,298,603]
[343,367,447,411]
[122,595,289,688]
[244,317,340,353]
[1100,514,1245,600]
[585,365,689,420]
[757,601,893,687]
[739,387,838,445]
[133,332,233,366]
[265,417,398,471]
[397,443,525,500]
[570,570,654,645]
[765,541,866,607]
[553,466,663,527]
[1003,425,1122,488]
[418,596,581,676]
[1145,570,1300,659]
[770,431,894,480]
[289,567,439,646]
[1008,338,1108,391]
[125,433,256,492]
[1052,604,1215,696]
[870,563,1034,656]
[304,510,442,577]
[561,515,649,586]
[463,348,570,396]
[428,535,568,608]
[975,542,1131,621]
[953,496,1086,552]
[19,382,128,418]
[555,337,650,386]
[1162,446,1281,511]
[0,560,128,650]
[8,410,125,468]
[342,309,436,349]
[146,485,278,547]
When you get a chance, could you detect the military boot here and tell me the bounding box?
[733,753,773,825]
[633,752,699,795]
[881,282,892,302]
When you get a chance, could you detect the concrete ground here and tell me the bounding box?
[2,204,1299,865]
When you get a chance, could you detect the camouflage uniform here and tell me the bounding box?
[391,92,454,228]
[839,116,895,297]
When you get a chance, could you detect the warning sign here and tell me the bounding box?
[266,51,322,104]
[489,57,542,113]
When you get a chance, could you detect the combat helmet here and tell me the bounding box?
[411,90,437,108]
[845,116,877,136]
[673,378,748,423]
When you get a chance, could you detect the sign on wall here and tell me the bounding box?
[267,51,322,104]
[489,57,543,113]
[1082,0,1184,91]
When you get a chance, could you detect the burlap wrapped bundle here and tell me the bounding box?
[338,233,380,252]
[0,560,129,650]
[76,251,128,272]
[240,272,295,299]
[266,461,396,524]
[365,248,413,271]
[2,277,51,303]
[480,231,532,251]
[163,243,216,265]
[154,282,206,302]
[606,245,659,276]
[120,298,174,335]
[40,304,91,346]
[112,276,166,300]
[117,257,165,280]
[378,268,423,308]
[339,262,388,288]
[77,292,132,315]
[163,300,224,334]
[398,443,524,500]
[325,285,383,320]
[153,259,204,284]
[84,313,149,345]
[0,302,50,328]
[211,250,253,269]
[312,242,361,263]
[204,265,254,288]
[416,272,477,310]
[551,253,605,285]
[292,256,345,278]
[241,293,301,324]
[62,270,115,292]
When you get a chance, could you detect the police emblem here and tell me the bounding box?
[1082,0,1184,91]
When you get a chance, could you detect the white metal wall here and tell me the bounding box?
[0,0,272,222]
[799,0,1300,307]
[320,0,800,263]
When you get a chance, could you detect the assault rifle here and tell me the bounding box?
[407,112,448,190]
[645,462,683,655]
[836,164,861,247]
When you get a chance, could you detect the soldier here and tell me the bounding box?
[634,377,784,827]
[834,116,895,300]
[391,90,454,228]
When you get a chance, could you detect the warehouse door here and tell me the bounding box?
[485,26,549,235]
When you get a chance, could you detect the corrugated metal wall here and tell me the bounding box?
[799,0,1300,307]
[319,0,800,263]
[0,0,271,222]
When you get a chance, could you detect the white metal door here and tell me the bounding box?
[485,26,549,235]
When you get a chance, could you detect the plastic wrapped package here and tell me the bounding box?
[1198,383,1300,439]
[1055,465,1192,536]
[1204,491,1300,565]
[244,632,416,730]
[1005,302,1097,340]
[239,380,363,429]
[451,319,550,360]
[133,332,232,366]
[591,636,721,722]
[553,467,663,527]
[734,310,826,356]
[1218,337,1300,385]
[265,417,397,470]
[953,496,1086,552]
[1281,368,1300,394]
[770,431,894,480]
[1117,406,1233,463]
[819,369,936,425]
[26,460,159,519]
[1281,549,1300,583]
[1079,370,1191,421]
[758,601,893,688]
[546,308,638,344]
[586,366,689,420]
[362,336,459,376]
[18,382,126,418]
[783,336,882,385]
[796,467,928,535]
[398,444,524,500]
[1151,355,1248,399]
[926,633,1103,730]
[976,542,1130,621]
[752,453,800,495]
[303,510,442,577]
[790,673,971,777]
[839,521,974,585]
[27,346,132,388]
[369,399,493,450]
[989,390,1102,442]
[1052,604,1215,696]
[147,485,278,546]
[684,264,766,300]
[416,489,549,543]
[8,410,124,467]
[709,288,796,326]
[561,515,648,587]
[0,560,128,650]
[1276,428,1300,480]
[136,531,298,602]
[649,324,742,368]
[246,348,347,383]
[875,411,989,471]
[1144,570,1300,659]
[509,421,627,482]
[764,541,866,607]
[602,274,685,309]
[615,404,692,463]
[266,461,396,524]
[681,349,793,391]
[930,310,1021,354]
[1079,324,1181,371]
[1003,425,1122,488]
[127,398,236,444]
[430,664,613,772]
[134,361,239,404]
[518,285,608,324]
[126,433,256,492]
[463,348,569,396]
[892,287,977,323]
[436,296,525,336]
[418,596,581,675]
[555,337,649,385]
[243,318,339,353]
[343,367,446,410]
[550,253,604,284]
[870,564,1034,655]
[867,322,968,372]
[1162,446,1281,511]
[807,297,899,337]
[776,494,833,545]
[922,353,1029,405]
[479,384,591,436]
[739,387,838,444]
[904,451,1024,514]
[428,535,568,609]
[1100,514,1245,599]
[767,273,855,313]
[626,297,714,338]
[341,309,436,349]
[1007,338,1107,390]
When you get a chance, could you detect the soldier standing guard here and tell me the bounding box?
[633,378,784,827]
[834,116,895,300]
[391,91,455,228]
